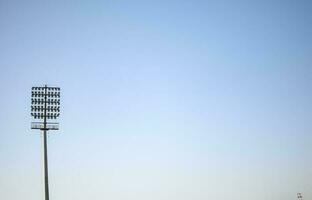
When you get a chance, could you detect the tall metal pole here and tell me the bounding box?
[43,85,50,200]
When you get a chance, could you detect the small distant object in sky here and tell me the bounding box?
[297,193,303,200]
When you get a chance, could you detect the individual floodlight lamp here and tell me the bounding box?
[30,85,61,200]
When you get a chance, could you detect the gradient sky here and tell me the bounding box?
[0,0,311,200]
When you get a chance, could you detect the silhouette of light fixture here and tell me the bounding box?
[30,85,61,200]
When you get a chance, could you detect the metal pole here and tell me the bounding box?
[43,85,50,200]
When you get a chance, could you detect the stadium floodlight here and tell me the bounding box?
[31,85,61,200]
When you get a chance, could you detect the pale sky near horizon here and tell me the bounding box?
[0,0,311,200]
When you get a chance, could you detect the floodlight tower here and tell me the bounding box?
[297,193,303,200]
[31,85,60,200]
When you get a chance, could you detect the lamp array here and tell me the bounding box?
[32,91,60,98]
[31,86,61,120]
[31,99,60,105]
[32,87,60,91]
[31,106,60,112]
[31,113,60,119]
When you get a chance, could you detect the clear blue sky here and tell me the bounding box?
[0,0,311,200]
